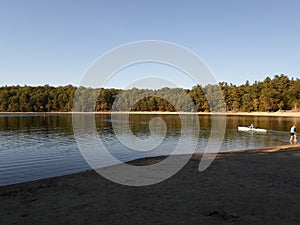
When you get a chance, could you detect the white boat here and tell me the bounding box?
[237,126,267,132]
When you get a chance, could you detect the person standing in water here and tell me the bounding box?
[290,125,297,144]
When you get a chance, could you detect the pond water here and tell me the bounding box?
[0,114,298,186]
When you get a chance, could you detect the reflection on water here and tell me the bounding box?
[0,114,298,186]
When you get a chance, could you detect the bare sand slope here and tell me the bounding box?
[1,146,300,225]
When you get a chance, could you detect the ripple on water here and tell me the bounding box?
[0,114,296,186]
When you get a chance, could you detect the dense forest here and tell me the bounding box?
[0,74,299,112]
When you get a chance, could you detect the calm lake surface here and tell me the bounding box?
[0,114,299,186]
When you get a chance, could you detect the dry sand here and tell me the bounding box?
[1,145,300,225]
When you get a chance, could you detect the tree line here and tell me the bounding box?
[0,74,299,112]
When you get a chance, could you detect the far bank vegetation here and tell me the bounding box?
[0,74,299,112]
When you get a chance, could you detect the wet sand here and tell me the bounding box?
[1,145,300,225]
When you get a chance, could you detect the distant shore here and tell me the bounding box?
[1,144,300,224]
[1,111,300,117]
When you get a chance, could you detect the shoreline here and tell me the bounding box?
[1,111,300,117]
[1,144,300,224]
[1,144,300,188]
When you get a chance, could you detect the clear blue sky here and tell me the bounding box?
[0,0,299,88]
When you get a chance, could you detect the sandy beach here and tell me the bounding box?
[1,145,300,225]
[1,111,300,117]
